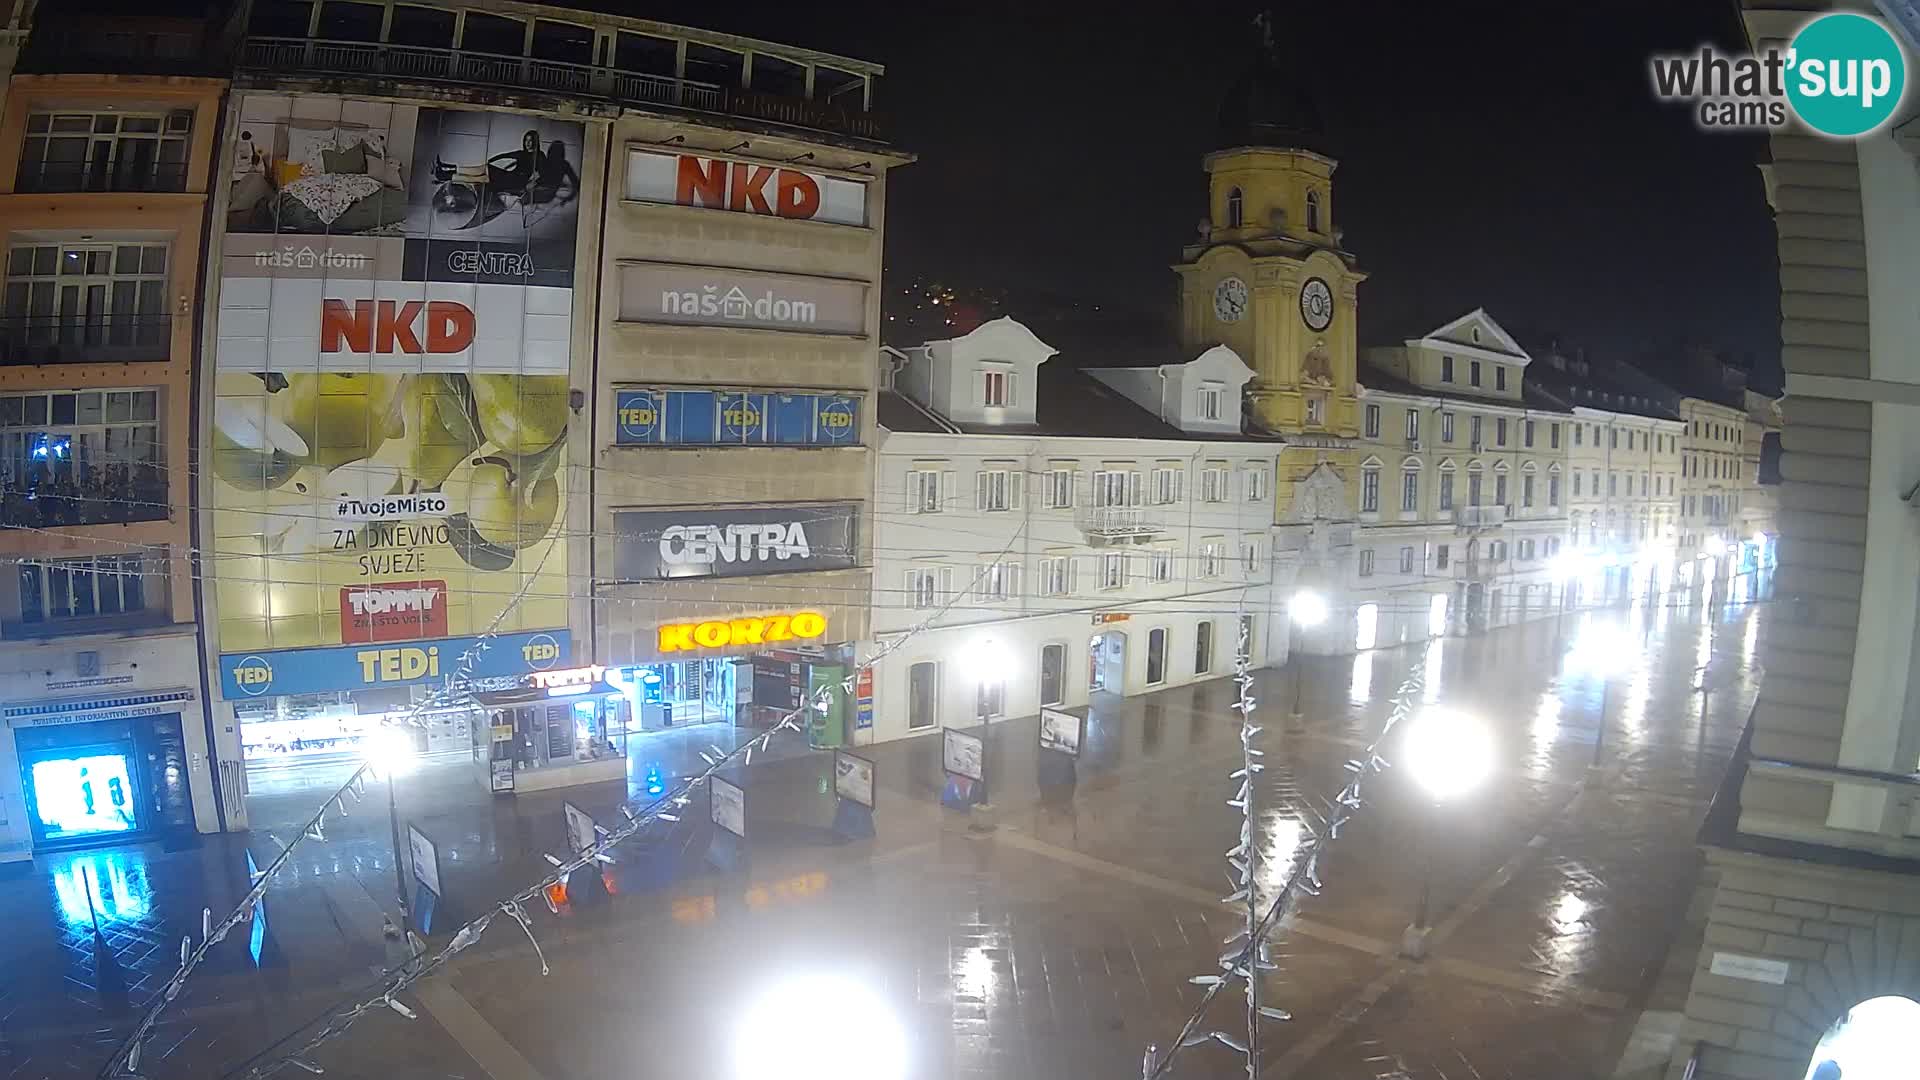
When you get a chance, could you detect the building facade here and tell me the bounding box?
[1678,395,1753,555]
[1670,4,1920,1078]
[865,318,1278,744]
[195,0,896,811]
[0,3,227,859]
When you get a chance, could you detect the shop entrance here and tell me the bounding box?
[1088,631,1127,697]
[619,658,740,731]
[15,712,191,851]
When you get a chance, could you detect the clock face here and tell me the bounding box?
[1300,277,1334,332]
[1212,276,1249,324]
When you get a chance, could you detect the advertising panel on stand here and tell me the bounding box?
[207,94,583,773]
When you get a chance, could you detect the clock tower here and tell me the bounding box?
[1173,21,1366,438]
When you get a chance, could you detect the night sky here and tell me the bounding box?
[650,1,1782,379]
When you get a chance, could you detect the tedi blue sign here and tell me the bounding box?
[219,629,570,699]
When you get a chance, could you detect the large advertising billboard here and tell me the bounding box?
[208,95,580,683]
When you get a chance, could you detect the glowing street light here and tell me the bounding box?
[1399,706,1494,959]
[1565,620,1639,766]
[961,635,1011,813]
[734,973,908,1080]
[1289,589,1329,718]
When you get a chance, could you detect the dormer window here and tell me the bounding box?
[1197,381,1224,421]
[1305,190,1322,233]
[1226,187,1244,228]
[982,367,1012,407]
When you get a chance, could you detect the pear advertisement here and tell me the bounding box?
[208,95,580,671]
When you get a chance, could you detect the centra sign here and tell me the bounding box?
[658,611,827,653]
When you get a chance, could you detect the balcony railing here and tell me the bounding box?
[0,467,168,528]
[1076,505,1159,539]
[239,37,884,141]
[1454,505,1507,529]
[15,159,189,195]
[0,315,172,366]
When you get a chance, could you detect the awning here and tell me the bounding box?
[4,688,196,728]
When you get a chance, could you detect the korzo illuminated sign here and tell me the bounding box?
[658,611,827,653]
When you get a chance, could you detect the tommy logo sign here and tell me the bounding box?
[341,581,449,643]
[321,299,477,354]
[658,610,827,653]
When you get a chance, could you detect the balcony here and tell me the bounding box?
[0,316,171,366]
[14,159,189,195]
[238,37,885,143]
[0,466,169,529]
[1076,505,1161,542]
[1454,505,1507,529]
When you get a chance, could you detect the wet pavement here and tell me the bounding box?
[0,575,1770,1079]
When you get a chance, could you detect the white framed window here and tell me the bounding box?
[1523,419,1535,447]
[1241,540,1261,574]
[1495,473,1509,505]
[1495,417,1508,446]
[18,551,155,624]
[1358,549,1375,577]
[1244,465,1269,502]
[1405,410,1420,441]
[906,468,944,514]
[1197,381,1224,421]
[1522,474,1535,507]
[1199,539,1226,578]
[1399,545,1415,574]
[1195,621,1214,675]
[1574,424,1583,447]
[976,560,1020,602]
[19,109,193,193]
[1360,468,1380,513]
[1200,465,1230,503]
[0,388,164,526]
[1441,355,1455,382]
[1150,466,1184,505]
[1149,546,1176,583]
[1093,468,1141,508]
[1400,469,1419,513]
[1306,189,1322,232]
[1496,366,1508,392]
[975,467,1023,512]
[1043,467,1075,509]
[1364,404,1380,438]
[906,566,948,610]
[1438,471,1455,510]
[1549,475,1561,506]
[1468,472,1484,506]
[1305,395,1324,425]
[981,368,1012,407]
[1470,415,1483,447]
[1100,552,1128,590]
[1470,360,1482,387]
[1441,412,1455,442]
[1226,186,1243,228]
[1436,544,1450,569]
[1573,473,1582,497]
[1039,555,1074,596]
[6,242,171,349]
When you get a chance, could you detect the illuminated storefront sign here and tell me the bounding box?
[526,665,607,690]
[618,262,868,336]
[657,611,827,654]
[614,387,859,447]
[218,630,569,698]
[626,149,869,227]
[613,503,858,581]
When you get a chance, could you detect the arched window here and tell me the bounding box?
[1226,187,1244,228]
[1305,190,1322,233]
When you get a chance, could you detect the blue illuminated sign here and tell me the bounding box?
[218,629,571,699]
[613,387,860,447]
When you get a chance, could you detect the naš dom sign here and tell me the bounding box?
[657,611,827,654]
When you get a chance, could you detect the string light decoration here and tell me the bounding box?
[1142,651,1429,1079]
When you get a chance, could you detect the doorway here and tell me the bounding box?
[1039,643,1066,707]
[908,661,938,730]
[1088,631,1127,695]
[1145,627,1168,686]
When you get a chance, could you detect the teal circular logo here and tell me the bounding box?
[1787,14,1906,137]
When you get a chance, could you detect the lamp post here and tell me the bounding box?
[1565,620,1637,769]
[1399,705,1494,959]
[1288,589,1329,720]
[961,635,1010,811]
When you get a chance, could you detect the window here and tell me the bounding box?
[977,560,1020,602]
[908,662,937,730]
[6,242,170,353]
[1439,472,1455,510]
[19,110,193,193]
[392,5,458,47]
[1519,539,1535,560]
[1573,473,1583,497]
[1546,537,1561,556]
[1198,382,1224,421]
[1305,190,1322,232]
[1522,474,1535,507]
[1039,643,1065,707]
[1441,355,1455,383]
[1360,468,1380,513]
[1226,187,1243,228]
[1468,472,1483,506]
[1550,423,1560,449]
[1150,466,1184,506]
[1198,539,1226,578]
[463,11,529,55]
[1573,424,1583,447]
[982,369,1011,407]
[1241,540,1261,574]
[1469,361,1482,387]
[1496,418,1508,446]
[1101,552,1127,590]
[1495,473,1508,505]
[1358,549,1375,577]
[1405,410,1420,442]
[1200,466,1230,503]
[1470,415,1483,447]
[1436,544,1450,569]
[0,388,163,528]
[1401,469,1419,512]
[1364,404,1381,438]
[1244,466,1268,502]
[1304,394,1325,425]
[1039,556,1073,597]
[1095,469,1142,508]
[18,552,151,624]
[1399,545,1416,574]
[1549,475,1561,507]
[975,467,1021,511]
[906,567,944,609]
[1195,621,1214,676]
[907,469,943,514]
[1146,627,1168,685]
[1441,412,1455,442]
[1608,473,1617,496]
[1496,366,1508,392]
[1149,547,1176,583]
[1524,420,1535,448]
[1609,428,1618,449]
[1043,468,1074,509]
[1489,540,1506,561]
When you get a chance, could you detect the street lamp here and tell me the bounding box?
[961,635,1010,807]
[1288,589,1329,719]
[1565,620,1638,767]
[1399,706,1494,959]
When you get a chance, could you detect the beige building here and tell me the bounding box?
[1678,395,1752,554]
[1669,4,1920,1079]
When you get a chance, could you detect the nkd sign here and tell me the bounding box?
[626,149,869,227]
[618,262,868,337]
[612,503,859,582]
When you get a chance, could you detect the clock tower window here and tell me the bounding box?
[1226,187,1244,228]
[1306,190,1322,233]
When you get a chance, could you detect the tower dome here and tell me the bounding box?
[1216,13,1331,156]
